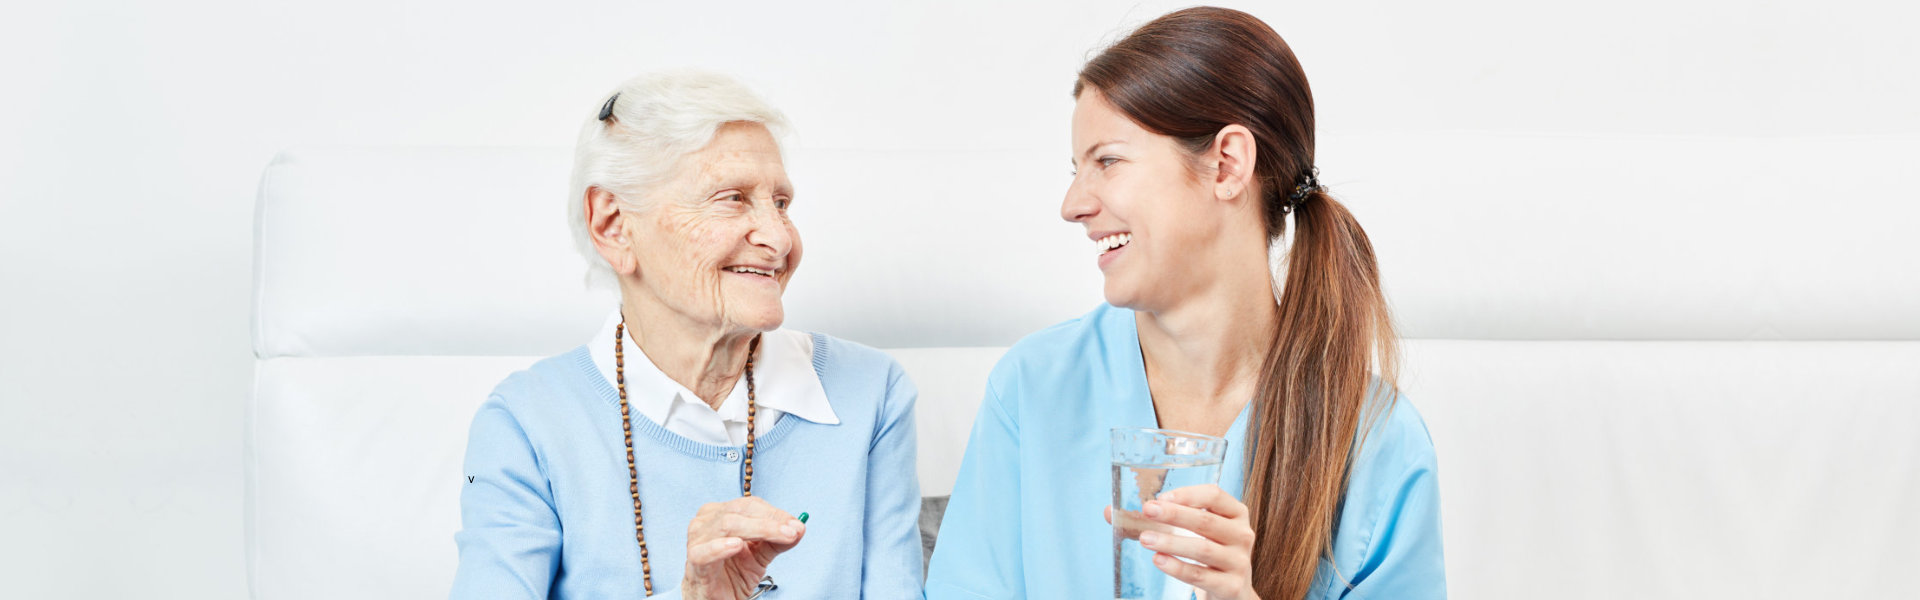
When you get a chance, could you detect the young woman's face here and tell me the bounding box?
[1062,88,1227,311]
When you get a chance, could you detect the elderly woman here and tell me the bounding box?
[450,71,923,599]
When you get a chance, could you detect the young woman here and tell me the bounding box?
[925,7,1445,600]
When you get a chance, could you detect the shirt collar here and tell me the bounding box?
[744,327,839,426]
[588,310,838,427]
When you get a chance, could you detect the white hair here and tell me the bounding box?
[567,70,790,288]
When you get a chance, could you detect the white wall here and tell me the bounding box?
[2,1,1916,597]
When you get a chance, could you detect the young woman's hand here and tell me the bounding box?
[1106,483,1260,600]
[680,496,806,600]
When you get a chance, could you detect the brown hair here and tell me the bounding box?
[1076,7,1398,598]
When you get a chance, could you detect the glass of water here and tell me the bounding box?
[1111,427,1228,600]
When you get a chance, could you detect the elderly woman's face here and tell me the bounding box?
[624,122,800,334]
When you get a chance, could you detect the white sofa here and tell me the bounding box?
[249,135,1920,599]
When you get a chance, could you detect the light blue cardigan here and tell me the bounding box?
[451,333,923,599]
[925,304,1447,599]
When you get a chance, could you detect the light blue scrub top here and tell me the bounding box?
[925,304,1446,599]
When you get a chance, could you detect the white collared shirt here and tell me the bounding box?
[587,311,839,446]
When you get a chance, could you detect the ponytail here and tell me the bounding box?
[1244,188,1398,598]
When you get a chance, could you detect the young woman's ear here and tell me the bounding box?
[1210,124,1259,203]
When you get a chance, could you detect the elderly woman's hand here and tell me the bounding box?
[680,496,807,600]
[1105,484,1260,600]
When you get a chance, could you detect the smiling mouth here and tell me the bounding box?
[1097,232,1132,255]
[724,266,779,278]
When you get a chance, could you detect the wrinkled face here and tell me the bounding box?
[1062,88,1223,311]
[623,121,800,334]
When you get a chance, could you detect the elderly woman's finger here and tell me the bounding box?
[749,523,807,562]
[685,536,747,566]
[709,512,801,544]
[718,495,792,519]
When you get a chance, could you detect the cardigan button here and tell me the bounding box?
[725,449,741,462]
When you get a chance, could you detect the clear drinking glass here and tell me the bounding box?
[1111,427,1228,600]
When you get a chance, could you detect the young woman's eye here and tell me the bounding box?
[1099,156,1121,168]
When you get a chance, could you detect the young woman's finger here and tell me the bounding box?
[1139,530,1244,573]
[1151,552,1238,595]
[1143,499,1243,546]
[1157,484,1248,519]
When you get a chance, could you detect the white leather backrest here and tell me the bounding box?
[253,136,1920,358]
[1330,133,1920,340]
[251,146,1104,358]
[250,135,1920,600]
[1404,339,1920,596]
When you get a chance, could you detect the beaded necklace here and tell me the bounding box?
[615,322,761,596]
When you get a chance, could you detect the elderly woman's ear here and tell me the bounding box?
[585,186,638,276]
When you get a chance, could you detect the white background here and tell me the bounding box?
[3,1,1917,597]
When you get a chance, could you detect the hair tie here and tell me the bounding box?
[598,93,620,122]
[1285,167,1320,212]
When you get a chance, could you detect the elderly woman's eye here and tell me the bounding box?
[775,198,791,210]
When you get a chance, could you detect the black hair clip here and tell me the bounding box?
[598,93,620,122]
[1285,167,1320,211]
